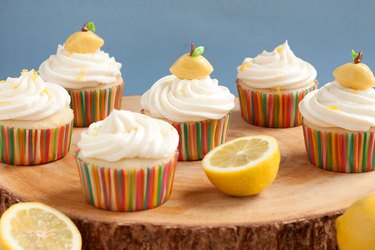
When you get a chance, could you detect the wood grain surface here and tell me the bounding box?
[1,96,375,249]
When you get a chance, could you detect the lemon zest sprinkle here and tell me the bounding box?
[277,47,284,53]
[239,62,249,71]
[40,88,48,96]
[327,105,340,111]
[32,71,39,80]
[76,70,86,80]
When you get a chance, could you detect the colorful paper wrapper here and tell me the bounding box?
[172,115,230,161]
[302,122,375,173]
[0,121,73,165]
[75,152,178,212]
[237,81,317,128]
[68,82,123,127]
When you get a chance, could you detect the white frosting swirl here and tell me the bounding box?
[0,70,71,121]
[39,45,122,89]
[237,41,317,90]
[299,81,375,131]
[141,75,235,122]
[78,110,179,161]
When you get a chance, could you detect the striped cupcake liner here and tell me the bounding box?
[172,115,230,161]
[237,81,317,128]
[0,121,73,165]
[68,82,123,127]
[75,153,178,212]
[302,122,375,173]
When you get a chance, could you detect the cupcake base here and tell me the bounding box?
[0,107,73,165]
[68,78,124,127]
[172,115,230,161]
[75,152,178,212]
[302,120,375,173]
[237,79,318,128]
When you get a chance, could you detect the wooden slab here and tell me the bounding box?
[1,96,375,249]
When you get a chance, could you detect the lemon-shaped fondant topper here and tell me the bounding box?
[333,50,375,90]
[170,43,214,80]
[64,22,104,54]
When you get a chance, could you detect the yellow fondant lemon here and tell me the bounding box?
[64,22,104,54]
[169,43,213,80]
[333,50,375,90]
[333,63,375,90]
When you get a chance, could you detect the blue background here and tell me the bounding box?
[1,0,374,95]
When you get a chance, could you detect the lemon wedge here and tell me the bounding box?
[202,135,280,196]
[336,195,375,250]
[0,202,81,250]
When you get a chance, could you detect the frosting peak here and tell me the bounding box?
[39,45,122,89]
[299,81,375,131]
[237,41,317,90]
[0,69,71,121]
[78,110,179,161]
[141,75,235,122]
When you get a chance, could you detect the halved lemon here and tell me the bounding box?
[202,135,280,196]
[0,202,81,250]
[336,195,375,250]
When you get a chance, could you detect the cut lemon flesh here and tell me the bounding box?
[202,135,280,196]
[0,202,81,250]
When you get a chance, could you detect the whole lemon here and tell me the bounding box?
[336,195,375,250]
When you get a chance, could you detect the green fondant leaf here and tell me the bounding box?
[87,22,96,32]
[191,46,204,57]
[352,50,358,60]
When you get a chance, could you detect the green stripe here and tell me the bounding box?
[84,163,95,204]
[91,90,95,121]
[362,133,369,172]
[52,128,57,158]
[262,93,267,127]
[183,124,190,160]
[108,88,112,114]
[117,170,122,201]
[129,169,134,210]
[0,126,4,162]
[316,131,322,167]
[30,129,34,163]
[293,92,299,126]
[8,128,14,165]
[196,122,202,159]
[348,135,354,172]
[157,165,163,203]
[207,122,212,152]
[80,91,86,127]
[144,168,150,209]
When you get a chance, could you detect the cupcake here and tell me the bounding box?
[39,22,123,127]
[0,69,73,165]
[299,51,375,173]
[141,43,235,161]
[236,41,318,128]
[75,110,179,211]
